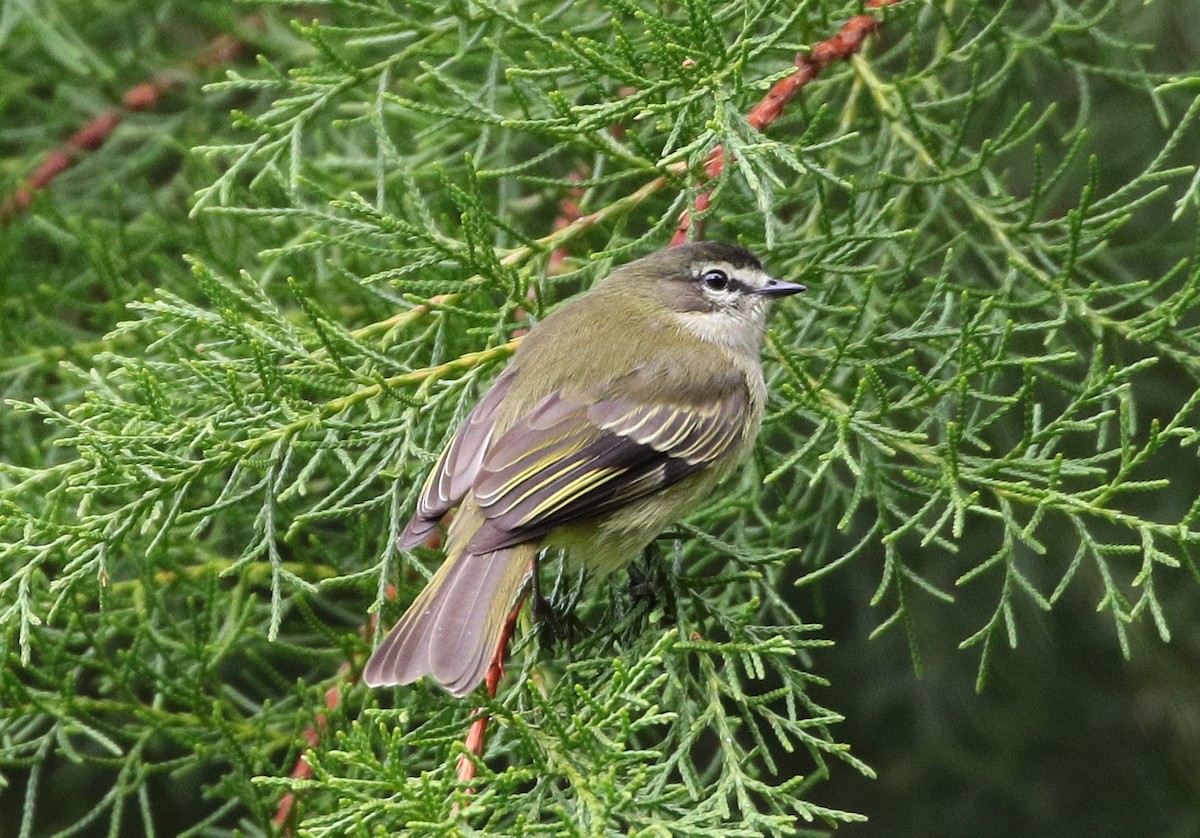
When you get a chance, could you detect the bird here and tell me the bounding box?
[364,241,805,696]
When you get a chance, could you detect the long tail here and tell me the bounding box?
[363,542,534,696]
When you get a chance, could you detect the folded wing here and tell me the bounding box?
[466,367,749,553]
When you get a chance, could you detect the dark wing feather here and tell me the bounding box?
[467,375,748,553]
[398,368,516,549]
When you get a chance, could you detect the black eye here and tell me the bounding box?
[701,269,729,291]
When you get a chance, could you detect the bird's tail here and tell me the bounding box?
[363,541,534,696]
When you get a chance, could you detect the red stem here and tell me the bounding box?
[454,587,530,793]
[670,0,900,246]
[272,667,347,832]
[0,23,258,226]
[274,589,389,834]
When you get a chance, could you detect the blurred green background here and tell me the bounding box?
[816,3,1200,834]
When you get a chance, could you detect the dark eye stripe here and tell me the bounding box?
[695,267,750,294]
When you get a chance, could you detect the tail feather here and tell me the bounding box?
[363,545,533,697]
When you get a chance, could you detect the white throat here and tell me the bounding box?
[673,306,768,361]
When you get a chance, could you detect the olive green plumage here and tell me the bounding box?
[364,242,804,696]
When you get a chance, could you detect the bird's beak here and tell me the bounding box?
[755,277,807,297]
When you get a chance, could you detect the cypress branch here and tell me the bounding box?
[2,1,1199,835]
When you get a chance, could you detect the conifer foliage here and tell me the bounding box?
[2,1,1199,835]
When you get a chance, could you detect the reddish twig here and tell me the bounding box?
[273,662,352,832]
[454,584,530,793]
[515,170,587,335]
[545,85,633,275]
[0,24,256,226]
[670,0,900,245]
[273,586,391,835]
[547,171,589,275]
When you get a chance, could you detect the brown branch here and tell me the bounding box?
[273,590,389,835]
[272,664,347,832]
[547,171,589,275]
[454,584,530,796]
[670,0,900,246]
[0,22,258,227]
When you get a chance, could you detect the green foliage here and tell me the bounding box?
[2,0,1199,835]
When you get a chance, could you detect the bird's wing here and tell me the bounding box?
[397,367,516,549]
[466,366,749,553]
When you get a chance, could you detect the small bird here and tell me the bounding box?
[364,242,805,696]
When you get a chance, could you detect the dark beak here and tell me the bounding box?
[755,277,807,297]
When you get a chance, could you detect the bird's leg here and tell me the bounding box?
[626,543,658,605]
[530,552,583,649]
[528,551,561,650]
[626,538,678,625]
[529,550,552,623]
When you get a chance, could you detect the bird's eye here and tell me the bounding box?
[701,269,729,291]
